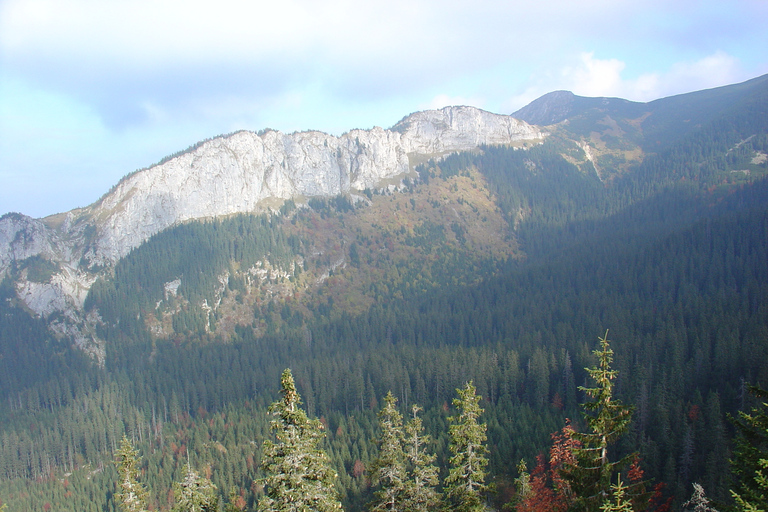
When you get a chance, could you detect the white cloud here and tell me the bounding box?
[1,0,767,217]
[562,53,627,98]
[660,51,741,95]
[2,0,763,127]
[0,0,314,62]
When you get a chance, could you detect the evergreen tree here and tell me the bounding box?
[172,464,220,512]
[514,459,534,509]
[600,476,633,512]
[562,332,637,512]
[224,487,248,512]
[370,392,407,512]
[445,381,489,512]
[683,483,720,512]
[259,368,342,512]
[731,462,767,512]
[114,436,149,512]
[730,386,768,512]
[402,404,441,511]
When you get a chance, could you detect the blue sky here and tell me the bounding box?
[1,0,767,218]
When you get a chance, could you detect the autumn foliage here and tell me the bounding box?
[516,420,581,512]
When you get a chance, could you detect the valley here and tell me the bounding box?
[0,75,767,511]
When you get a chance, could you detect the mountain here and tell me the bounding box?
[2,74,767,361]
[514,73,768,156]
[512,90,644,127]
[0,106,544,362]
[1,74,768,511]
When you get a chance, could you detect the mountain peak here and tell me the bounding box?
[513,90,646,127]
[512,91,577,126]
[81,109,543,266]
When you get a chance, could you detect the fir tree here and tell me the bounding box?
[114,436,149,512]
[259,368,342,512]
[562,332,638,512]
[172,464,220,512]
[370,392,407,512]
[402,404,441,511]
[445,381,489,512]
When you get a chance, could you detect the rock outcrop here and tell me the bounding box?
[86,106,543,265]
[0,105,545,359]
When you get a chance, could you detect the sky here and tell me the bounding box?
[1,0,767,219]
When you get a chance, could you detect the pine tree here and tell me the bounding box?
[562,332,638,512]
[402,404,441,511]
[259,368,342,512]
[172,464,220,512]
[370,392,407,512]
[114,436,149,512]
[445,381,489,512]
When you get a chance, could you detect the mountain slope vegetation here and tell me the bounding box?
[0,75,767,511]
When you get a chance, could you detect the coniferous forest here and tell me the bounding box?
[1,77,768,511]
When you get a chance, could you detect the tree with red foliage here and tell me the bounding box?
[550,419,580,503]
[515,420,581,512]
[647,483,672,512]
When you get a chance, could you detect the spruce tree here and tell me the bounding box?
[114,436,149,512]
[562,331,638,512]
[514,459,534,509]
[402,404,441,511]
[683,483,720,512]
[259,368,342,512]
[370,392,407,512]
[600,476,634,512]
[445,381,489,512]
[732,463,767,512]
[730,385,768,512]
[172,464,220,512]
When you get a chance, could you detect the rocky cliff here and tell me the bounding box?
[86,106,541,264]
[0,106,544,360]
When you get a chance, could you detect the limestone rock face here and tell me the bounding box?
[396,106,543,153]
[0,105,544,359]
[85,106,543,264]
[0,214,58,272]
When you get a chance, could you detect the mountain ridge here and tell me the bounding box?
[1,75,768,510]
[514,73,768,151]
[1,74,767,363]
[0,105,545,359]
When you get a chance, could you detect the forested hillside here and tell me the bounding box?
[1,78,768,511]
